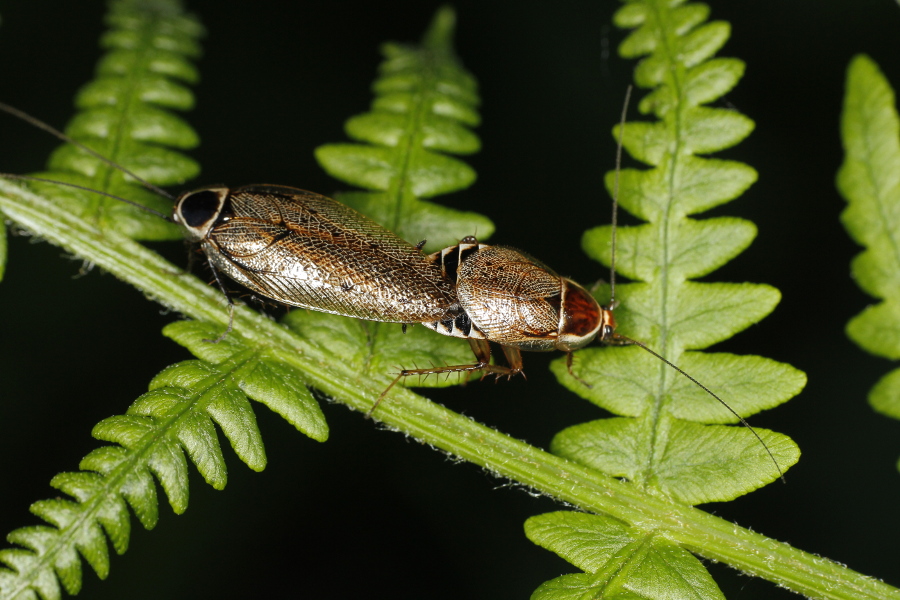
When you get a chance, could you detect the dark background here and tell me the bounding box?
[1,1,899,598]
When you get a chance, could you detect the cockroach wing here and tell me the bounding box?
[456,245,562,350]
[202,185,458,323]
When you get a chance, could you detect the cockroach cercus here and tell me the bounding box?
[0,102,782,479]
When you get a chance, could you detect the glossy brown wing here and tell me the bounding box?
[456,245,562,349]
[202,184,457,323]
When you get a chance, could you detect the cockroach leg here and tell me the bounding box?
[366,338,525,418]
[565,351,593,388]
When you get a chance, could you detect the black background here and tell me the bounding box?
[1,1,899,598]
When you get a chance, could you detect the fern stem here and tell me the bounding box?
[0,180,896,600]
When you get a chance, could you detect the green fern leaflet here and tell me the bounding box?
[839,54,900,470]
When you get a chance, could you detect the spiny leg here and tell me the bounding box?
[498,343,525,381]
[565,351,592,388]
[366,339,525,418]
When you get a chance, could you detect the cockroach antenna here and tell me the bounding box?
[605,86,784,483]
[608,85,631,310]
[0,101,176,220]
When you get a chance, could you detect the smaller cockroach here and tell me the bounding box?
[373,237,614,402]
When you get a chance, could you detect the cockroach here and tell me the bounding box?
[0,101,782,478]
[374,237,614,400]
[173,183,461,327]
[0,102,463,328]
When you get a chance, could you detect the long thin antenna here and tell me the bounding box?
[609,85,632,308]
[0,173,172,221]
[0,101,176,201]
[612,332,785,483]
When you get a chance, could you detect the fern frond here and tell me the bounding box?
[315,6,493,251]
[26,0,203,240]
[549,0,804,505]
[285,7,489,391]
[838,54,900,469]
[0,313,327,598]
[525,512,724,600]
[0,349,315,599]
[162,321,328,442]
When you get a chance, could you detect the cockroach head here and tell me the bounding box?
[173,186,230,242]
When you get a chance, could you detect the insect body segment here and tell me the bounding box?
[173,184,460,324]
